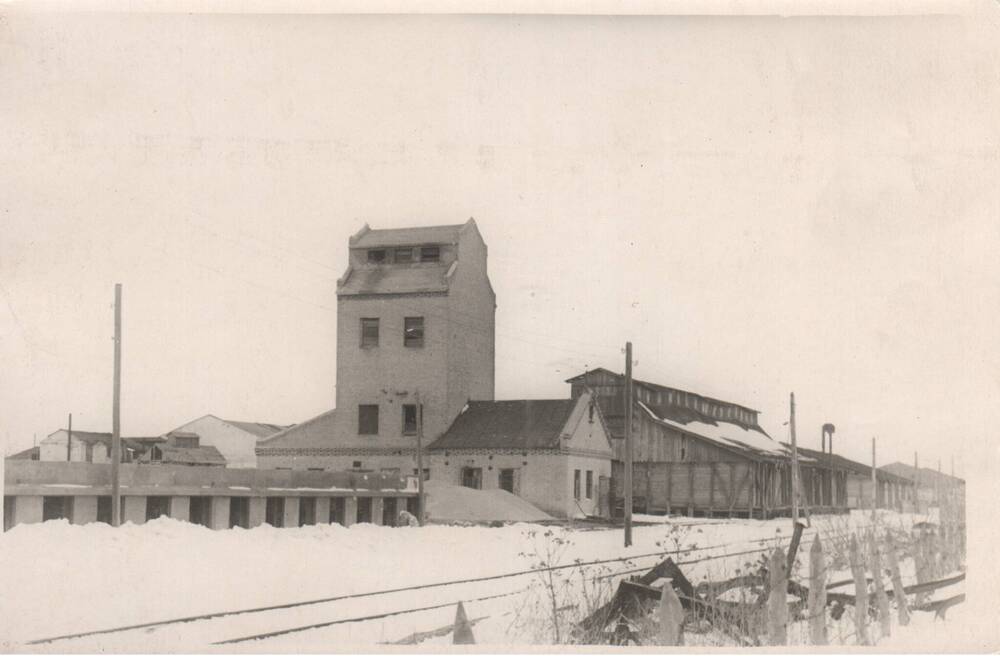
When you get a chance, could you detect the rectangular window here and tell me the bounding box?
[360,318,379,348]
[404,317,424,347]
[367,249,386,263]
[461,467,482,490]
[574,470,581,500]
[402,404,418,435]
[499,468,515,494]
[358,404,379,435]
[420,246,440,262]
[412,468,430,481]
[586,471,594,499]
[265,497,285,527]
[394,248,413,263]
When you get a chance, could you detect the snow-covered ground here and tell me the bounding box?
[0,510,972,652]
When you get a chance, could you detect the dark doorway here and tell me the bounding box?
[229,497,249,529]
[406,495,420,518]
[499,469,516,494]
[97,496,112,524]
[42,496,72,522]
[329,497,345,525]
[357,497,373,524]
[461,467,483,490]
[299,497,317,526]
[265,497,285,527]
[146,496,170,521]
[3,497,15,531]
[382,497,397,527]
[190,497,211,527]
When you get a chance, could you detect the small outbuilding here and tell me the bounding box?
[428,390,614,519]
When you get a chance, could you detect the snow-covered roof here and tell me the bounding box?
[637,401,793,460]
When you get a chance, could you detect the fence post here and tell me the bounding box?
[658,579,685,646]
[768,547,788,646]
[885,533,910,626]
[849,535,870,646]
[452,601,476,645]
[915,528,931,605]
[808,535,827,645]
[869,536,892,639]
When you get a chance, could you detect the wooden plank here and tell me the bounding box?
[709,463,717,513]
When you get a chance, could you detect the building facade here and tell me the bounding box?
[427,392,613,518]
[165,416,290,469]
[257,219,495,473]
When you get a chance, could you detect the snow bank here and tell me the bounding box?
[424,480,552,523]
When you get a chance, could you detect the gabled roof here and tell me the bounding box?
[350,223,465,249]
[44,430,164,449]
[428,399,580,450]
[144,444,227,466]
[337,263,452,296]
[220,420,292,439]
[7,446,39,460]
[256,408,337,450]
[793,446,911,484]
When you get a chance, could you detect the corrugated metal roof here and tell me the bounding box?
[428,399,578,450]
[338,264,452,296]
[351,224,464,248]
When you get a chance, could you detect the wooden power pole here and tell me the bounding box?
[111,283,122,526]
[66,413,73,461]
[414,390,426,526]
[871,437,877,525]
[790,393,800,527]
[624,341,634,548]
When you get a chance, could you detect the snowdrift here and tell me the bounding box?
[424,480,553,523]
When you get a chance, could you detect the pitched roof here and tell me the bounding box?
[793,447,912,484]
[350,223,465,249]
[144,444,227,466]
[337,263,452,296]
[428,399,579,450]
[220,420,292,439]
[880,461,964,486]
[256,408,337,449]
[637,401,788,459]
[44,430,163,449]
[7,446,39,460]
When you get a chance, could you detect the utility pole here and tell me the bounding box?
[871,437,877,525]
[790,392,800,527]
[623,341,633,548]
[111,283,122,527]
[66,413,73,462]
[414,390,426,526]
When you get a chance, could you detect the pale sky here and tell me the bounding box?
[2,8,998,477]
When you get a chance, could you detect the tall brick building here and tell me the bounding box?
[257,219,496,473]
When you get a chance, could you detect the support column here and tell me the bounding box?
[209,496,230,530]
[343,497,358,527]
[283,497,300,528]
[169,496,190,523]
[17,496,44,525]
[72,496,98,525]
[315,497,331,524]
[248,497,266,528]
[122,496,147,525]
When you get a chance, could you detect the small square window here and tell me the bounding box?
[404,317,424,347]
[361,318,379,348]
[358,404,379,435]
[420,246,440,262]
[352,460,363,469]
[394,248,413,263]
[368,249,386,263]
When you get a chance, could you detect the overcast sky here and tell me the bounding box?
[2,9,997,476]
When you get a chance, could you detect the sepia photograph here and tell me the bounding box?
[1,0,997,652]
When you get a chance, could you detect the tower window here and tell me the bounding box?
[358,405,379,435]
[404,317,424,347]
[368,249,386,263]
[361,318,379,348]
[402,404,418,435]
[420,246,440,262]
[394,248,413,263]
